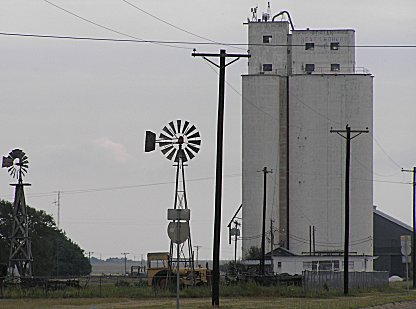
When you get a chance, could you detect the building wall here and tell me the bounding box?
[242,74,285,256]
[373,211,412,277]
[288,74,373,256]
[247,21,289,75]
[291,30,355,74]
[242,19,374,262]
[273,255,372,275]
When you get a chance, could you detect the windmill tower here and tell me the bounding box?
[145,120,201,280]
[2,149,33,277]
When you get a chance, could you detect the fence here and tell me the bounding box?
[302,270,389,292]
[0,275,149,299]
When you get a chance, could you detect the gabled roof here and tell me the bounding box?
[374,207,412,232]
[266,247,296,257]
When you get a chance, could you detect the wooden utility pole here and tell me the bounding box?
[192,49,249,307]
[330,125,368,295]
[53,191,61,277]
[402,167,416,288]
[194,245,202,266]
[259,167,272,276]
[233,220,241,265]
[121,252,129,275]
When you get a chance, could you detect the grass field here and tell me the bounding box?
[1,281,416,309]
[1,293,416,309]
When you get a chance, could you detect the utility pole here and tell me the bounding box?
[53,191,61,228]
[194,245,202,266]
[121,252,129,275]
[233,220,241,265]
[53,191,61,277]
[258,167,272,276]
[192,49,250,307]
[402,167,416,288]
[270,219,274,257]
[270,219,274,271]
[88,251,94,263]
[330,124,368,295]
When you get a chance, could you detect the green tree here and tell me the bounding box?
[246,246,261,260]
[0,199,91,276]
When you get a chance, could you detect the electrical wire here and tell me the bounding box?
[370,131,403,169]
[120,0,246,51]
[41,0,190,50]
[0,173,241,200]
[1,31,415,49]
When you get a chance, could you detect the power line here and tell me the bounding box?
[1,31,416,49]
[370,131,403,169]
[41,0,189,50]
[0,173,241,200]
[120,0,245,51]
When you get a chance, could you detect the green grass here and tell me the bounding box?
[1,281,416,309]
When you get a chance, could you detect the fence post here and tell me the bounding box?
[99,276,102,297]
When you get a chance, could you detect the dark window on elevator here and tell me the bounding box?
[305,63,315,73]
[305,42,314,50]
[330,42,340,50]
[263,64,273,72]
[331,64,340,71]
[263,35,272,43]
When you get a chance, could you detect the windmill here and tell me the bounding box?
[2,149,33,277]
[145,120,201,284]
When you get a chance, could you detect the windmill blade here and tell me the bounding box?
[187,131,200,139]
[187,144,200,153]
[162,126,174,138]
[177,120,182,133]
[166,148,177,161]
[169,121,177,135]
[185,148,195,160]
[159,132,173,141]
[161,145,174,155]
[159,141,173,147]
[188,139,201,146]
[11,149,24,159]
[184,125,196,136]
[181,121,190,134]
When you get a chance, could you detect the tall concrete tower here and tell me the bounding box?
[242,10,373,263]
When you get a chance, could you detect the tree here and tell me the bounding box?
[0,200,91,276]
[246,246,262,260]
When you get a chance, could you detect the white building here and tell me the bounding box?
[242,10,373,268]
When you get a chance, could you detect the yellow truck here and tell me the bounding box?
[147,252,210,288]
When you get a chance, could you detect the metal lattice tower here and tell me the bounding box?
[2,149,33,277]
[145,120,201,277]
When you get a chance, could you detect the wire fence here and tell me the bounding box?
[302,270,389,292]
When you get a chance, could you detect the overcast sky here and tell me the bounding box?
[0,0,415,261]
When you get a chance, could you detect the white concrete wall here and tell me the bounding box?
[288,74,373,257]
[242,75,285,257]
[247,21,289,75]
[291,30,355,74]
[273,255,372,275]
[242,21,373,264]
